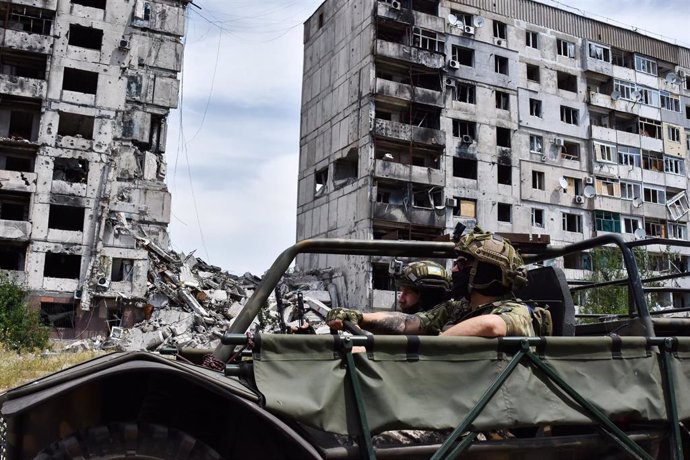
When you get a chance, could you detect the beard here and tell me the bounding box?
[451,269,471,300]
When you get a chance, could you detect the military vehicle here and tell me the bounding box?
[1,234,690,459]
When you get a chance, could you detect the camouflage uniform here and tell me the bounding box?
[416,298,534,336]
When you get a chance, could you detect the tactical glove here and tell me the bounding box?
[326,308,363,325]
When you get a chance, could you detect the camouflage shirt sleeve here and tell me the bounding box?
[416,300,468,335]
[488,301,534,336]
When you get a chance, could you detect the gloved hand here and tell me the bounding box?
[326,308,363,330]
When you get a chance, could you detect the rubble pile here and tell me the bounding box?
[66,246,339,353]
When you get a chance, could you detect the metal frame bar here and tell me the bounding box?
[339,337,376,460]
[432,338,655,460]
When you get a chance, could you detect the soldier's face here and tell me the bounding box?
[398,286,420,313]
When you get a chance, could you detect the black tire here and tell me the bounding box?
[35,422,222,460]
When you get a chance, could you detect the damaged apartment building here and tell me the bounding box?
[296,0,690,310]
[0,0,190,337]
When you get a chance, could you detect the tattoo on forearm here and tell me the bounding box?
[366,313,418,334]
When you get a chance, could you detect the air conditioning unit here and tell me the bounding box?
[493,37,506,47]
[390,0,401,10]
[584,176,594,185]
[448,59,460,70]
[96,275,111,289]
[445,198,457,208]
[445,77,455,87]
[463,25,475,35]
[540,154,548,162]
[461,134,473,144]
[553,137,565,147]
[118,38,130,50]
[676,67,687,79]
[574,195,585,204]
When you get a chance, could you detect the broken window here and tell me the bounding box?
[618,146,641,167]
[48,204,85,231]
[639,118,661,138]
[58,112,94,139]
[452,119,476,140]
[44,252,82,279]
[0,148,35,172]
[451,45,474,67]
[560,106,579,125]
[495,91,509,110]
[529,98,542,117]
[561,141,580,160]
[376,19,407,44]
[412,27,444,53]
[531,208,544,228]
[493,21,507,39]
[623,217,642,234]
[526,64,540,82]
[71,0,106,9]
[612,48,633,68]
[0,51,47,79]
[645,219,666,238]
[149,115,165,153]
[595,142,615,163]
[588,42,611,62]
[333,150,358,188]
[63,68,98,95]
[532,171,545,190]
[2,4,54,35]
[562,213,583,233]
[53,158,89,183]
[0,243,26,270]
[454,82,475,103]
[497,164,511,185]
[557,39,575,58]
[635,55,657,76]
[8,110,35,140]
[497,203,511,223]
[529,135,543,153]
[666,191,690,221]
[0,192,30,221]
[373,223,444,241]
[668,223,688,240]
[314,167,328,197]
[40,302,76,328]
[667,125,681,143]
[496,127,511,148]
[557,72,577,92]
[68,24,103,50]
[495,56,508,75]
[453,197,476,218]
[453,157,477,179]
[412,186,443,209]
[111,258,134,282]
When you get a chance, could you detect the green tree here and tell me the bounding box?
[577,247,666,317]
[0,277,49,351]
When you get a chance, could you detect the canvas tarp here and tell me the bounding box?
[252,334,688,435]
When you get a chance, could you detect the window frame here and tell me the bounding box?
[526,31,538,49]
[562,212,583,233]
[588,42,611,62]
[557,38,575,58]
[560,105,579,125]
[532,170,545,190]
[634,55,658,76]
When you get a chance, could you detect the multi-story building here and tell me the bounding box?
[0,0,189,336]
[296,0,690,310]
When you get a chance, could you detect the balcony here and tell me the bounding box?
[373,159,444,186]
[375,40,445,69]
[376,2,444,31]
[373,118,445,146]
[373,202,446,228]
[375,78,443,107]
[0,28,53,54]
[0,220,31,241]
[0,74,46,99]
[0,170,36,192]
[588,92,636,113]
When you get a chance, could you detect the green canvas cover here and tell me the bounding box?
[252,334,686,435]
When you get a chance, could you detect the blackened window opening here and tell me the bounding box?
[53,158,88,183]
[71,0,106,9]
[40,302,76,328]
[63,68,98,95]
[0,192,30,220]
[58,112,94,139]
[68,24,103,50]
[44,252,81,278]
[48,205,85,231]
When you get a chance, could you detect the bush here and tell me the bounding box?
[0,277,49,352]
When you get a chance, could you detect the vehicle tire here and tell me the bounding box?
[35,422,222,459]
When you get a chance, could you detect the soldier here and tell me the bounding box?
[395,260,451,314]
[327,228,541,337]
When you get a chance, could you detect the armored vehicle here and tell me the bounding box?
[2,235,690,459]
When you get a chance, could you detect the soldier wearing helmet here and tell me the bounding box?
[327,227,537,337]
[395,260,451,313]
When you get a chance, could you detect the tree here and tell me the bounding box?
[577,247,666,318]
[0,276,49,351]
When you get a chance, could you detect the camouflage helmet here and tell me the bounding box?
[454,227,528,292]
[396,260,451,292]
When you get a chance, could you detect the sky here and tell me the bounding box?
[166,0,690,276]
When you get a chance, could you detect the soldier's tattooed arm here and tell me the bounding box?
[360,312,423,334]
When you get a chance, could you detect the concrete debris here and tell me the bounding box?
[70,242,340,352]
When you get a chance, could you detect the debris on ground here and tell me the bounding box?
[67,243,339,352]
